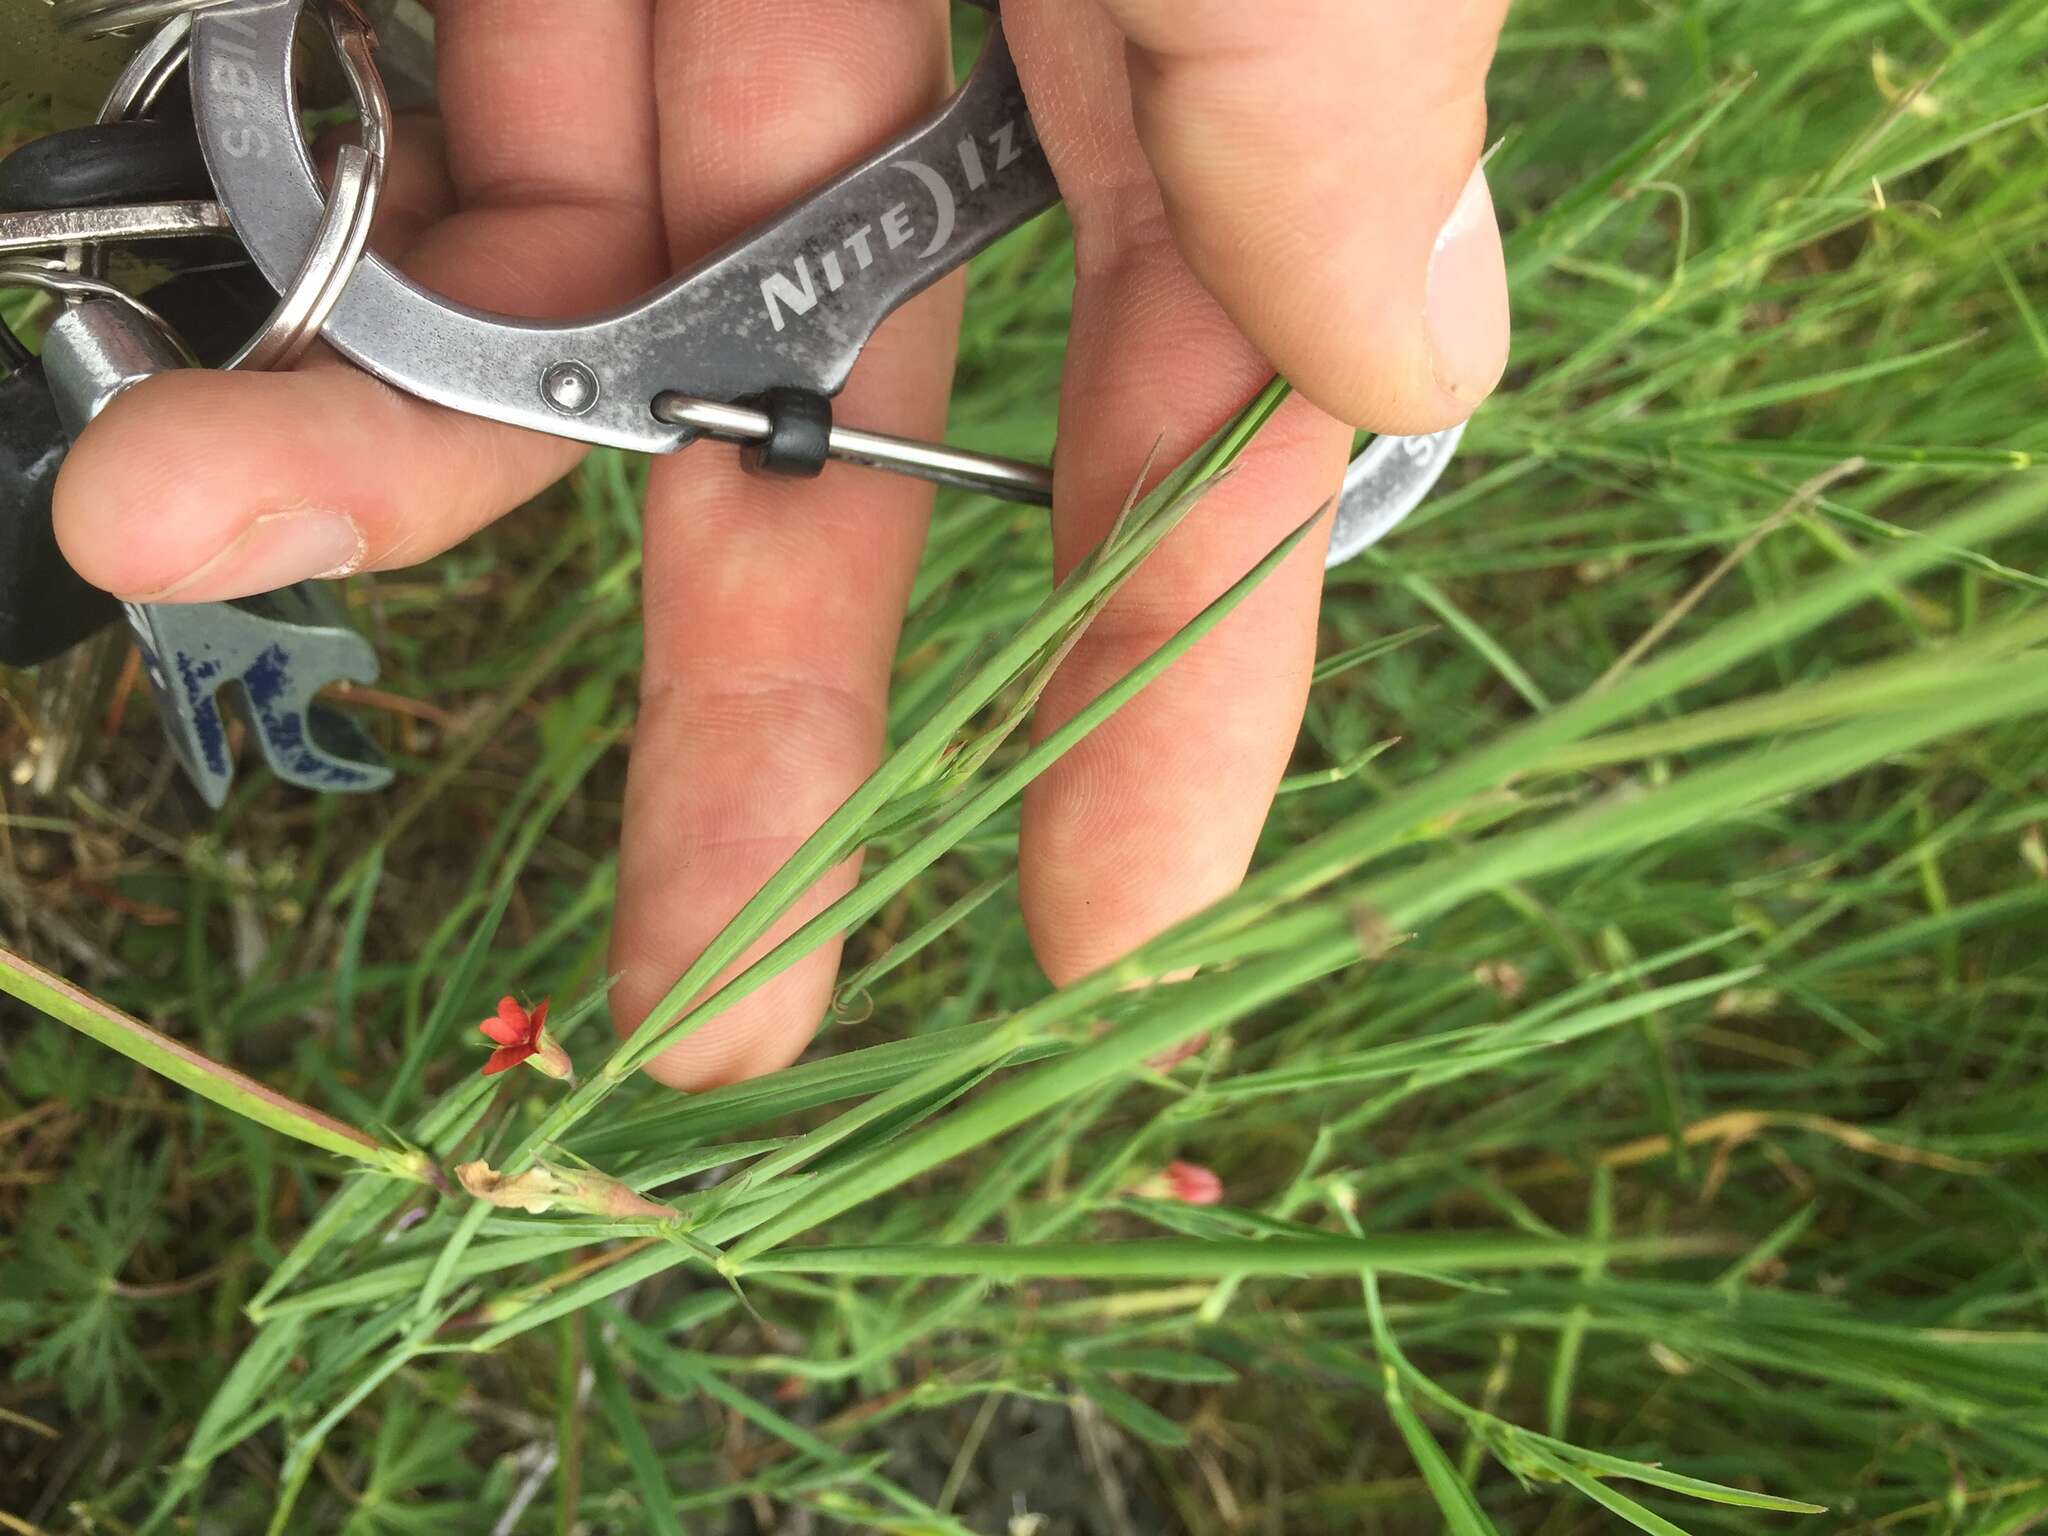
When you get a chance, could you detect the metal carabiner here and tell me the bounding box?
[180,0,1466,560]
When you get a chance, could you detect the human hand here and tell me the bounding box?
[53,0,1511,1088]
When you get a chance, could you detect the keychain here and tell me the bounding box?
[1,0,1466,807]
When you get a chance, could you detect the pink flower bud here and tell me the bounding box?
[1163,1161,1224,1206]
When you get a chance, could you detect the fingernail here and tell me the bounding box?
[1426,161,1511,406]
[141,509,365,602]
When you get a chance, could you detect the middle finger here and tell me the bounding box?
[609,0,964,1089]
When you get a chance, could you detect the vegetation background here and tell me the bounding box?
[3,0,2046,1531]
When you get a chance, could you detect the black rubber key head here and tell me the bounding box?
[0,118,216,212]
[0,361,121,669]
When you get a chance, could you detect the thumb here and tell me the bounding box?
[1084,0,1512,433]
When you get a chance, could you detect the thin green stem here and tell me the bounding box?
[0,943,425,1179]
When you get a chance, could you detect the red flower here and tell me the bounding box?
[478,996,570,1080]
[1163,1161,1224,1206]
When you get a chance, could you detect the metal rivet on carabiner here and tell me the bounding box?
[541,361,601,417]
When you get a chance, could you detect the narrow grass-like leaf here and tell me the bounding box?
[618,495,1326,1091]
[1311,624,1436,684]
[726,940,1354,1261]
[487,384,1294,1181]
[264,1307,452,1535]
[1082,1376,1190,1449]
[1509,1432,1827,1515]
[617,1329,974,1536]
[1384,1380,1503,1536]
[1216,473,2048,931]
[461,1239,697,1353]
[1546,1167,1610,1439]
[734,1234,1719,1280]
[1515,1439,1702,1536]
[1082,1348,1237,1385]
[833,874,1009,1007]
[572,1025,1064,1160]
[1361,1271,1504,1535]
[137,1317,307,1534]
[588,1327,687,1536]
[333,845,381,1038]
[260,1231,599,1319]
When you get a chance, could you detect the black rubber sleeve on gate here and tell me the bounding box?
[0,119,216,212]
[743,388,835,481]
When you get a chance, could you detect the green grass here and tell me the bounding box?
[5,0,2048,1530]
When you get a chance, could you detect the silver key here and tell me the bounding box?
[0,201,232,258]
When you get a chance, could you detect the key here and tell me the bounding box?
[0,120,216,213]
[37,294,393,808]
[0,201,230,257]
[0,114,235,278]
[0,344,123,668]
[123,588,390,807]
[0,94,310,675]
[0,258,285,670]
